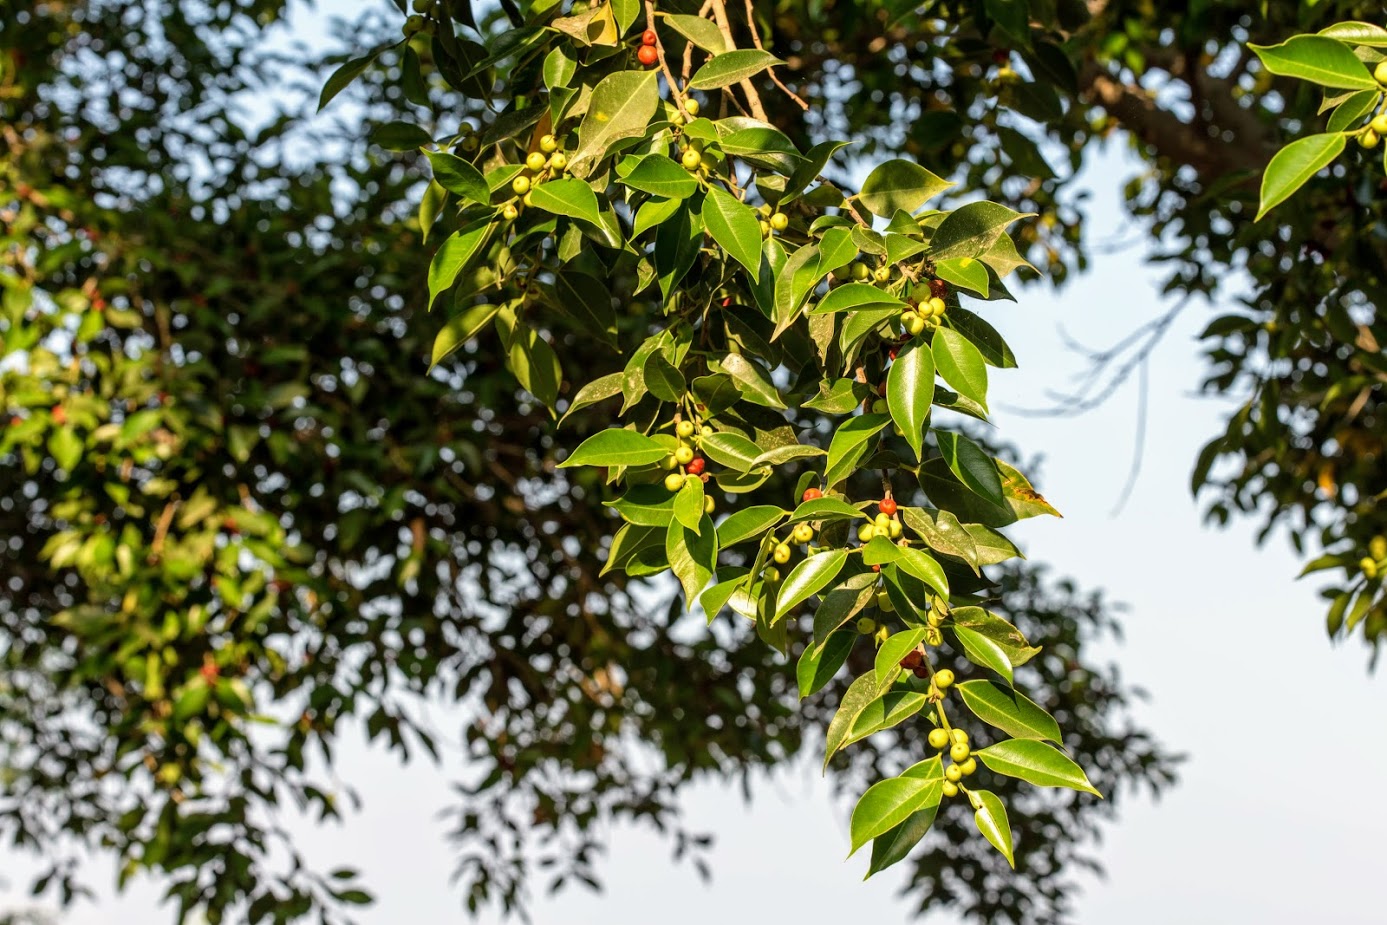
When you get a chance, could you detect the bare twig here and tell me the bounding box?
[742,0,808,110]
[708,0,768,120]
[683,1,712,83]
[646,0,688,115]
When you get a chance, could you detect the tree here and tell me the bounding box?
[18,0,1375,920]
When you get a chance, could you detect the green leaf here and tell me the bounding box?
[1255,132,1346,221]
[809,282,908,315]
[1318,21,1387,47]
[964,523,1022,565]
[370,120,432,150]
[428,220,494,308]
[714,353,783,408]
[602,523,663,576]
[633,196,683,237]
[1248,35,1377,90]
[430,303,499,370]
[559,428,669,468]
[794,630,855,701]
[720,126,803,174]
[975,739,1102,796]
[952,606,1039,667]
[849,767,943,855]
[935,431,1004,505]
[506,324,562,408]
[666,514,718,609]
[622,154,699,199]
[971,790,1014,868]
[656,206,704,301]
[419,179,446,243]
[643,351,686,402]
[700,569,750,622]
[894,547,949,597]
[934,256,989,297]
[664,13,728,54]
[750,444,827,468]
[702,187,763,276]
[559,372,623,426]
[689,49,784,90]
[932,328,989,411]
[607,484,679,526]
[543,46,577,89]
[844,689,930,748]
[887,340,935,462]
[774,549,849,622]
[824,669,894,770]
[673,477,706,533]
[554,271,618,344]
[571,69,661,176]
[789,497,870,524]
[1325,89,1380,133]
[812,572,879,641]
[957,680,1061,743]
[874,628,928,684]
[866,794,940,876]
[48,428,82,472]
[528,177,604,227]
[425,150,490,204]
[700,431,762,472]
[900,507,979,572]
[804,378,870,414]
[825,414,890,486]
[610,0,640,34]
[857,159,953,217]
[947,306,1017,368]
[716,505,787,546]
[319,43,394,111]
[953,625,1013,684]
[930,201,1031,262]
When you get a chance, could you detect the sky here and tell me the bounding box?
[4,3,1386,924]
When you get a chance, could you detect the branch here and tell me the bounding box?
[646,0,688,115]
[742,0,808,111]
[708,0,767,121]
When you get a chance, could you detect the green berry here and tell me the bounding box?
[773,543,792,564]
[949,742,970,762]
[660,453,680,471]
[1360,129,1380,150]
[412,0,430,10]
[793,523,815,544]
[763,566,781,584]
[684,98,700,116]
[512,175,531,195]
[502,204,519,221]
[522,191,533,207]
[664,472,686,492]
[887,518,903,539]
[700,425,713,437]
[676,420,696,438]
[945,763,964,782]
[769,211,789,231]
[850,262,870,281]
[681,149,702,170]
[525,151,547,172]
[874,513,891,531]
[876,590,895,612]
[928,296,947,317]
[927,728,950,750]
[403,14,425,35]
[856,617,876,635]
[540,134,558,153]
[871,398,889,414]
[1372,535,1387,560]
[941,780,959,798]
[1372,113,1387,136]
[934,668,955,689]
[549,152,568,171]
[674,445,694,465]
[871,524,889,539]
[1376,60,1387,86]
[960,757,977,776]
[873,266,892,283]
[857,524,875,543]
[950,728,968,746]
[906,313,926,336]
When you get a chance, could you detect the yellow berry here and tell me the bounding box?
[1360,129,1380,150]
[501,204,519,221]
[850,262,870,281]
[873,266,892,283]
[773,543,792,564]
[949,742,970,762]
[763,566,781,584]
[928,296,947,316]
[793,523,815,544]
[1363,557,1379,579]
[941,780,959,798]
[927,728,950,750]
[549,152,568,171]
[934,668,955,689]
[945,763,964,782]
[664,472,685,492]
[950,728,968,746]
[1372,113,1387,135]
[876,590,895,612]
[684,98,700,116]
[539,134,558,153]
[888,518,903,539]
[1371,536,1387,560]
[512,175,531,195]
[704,494,715,514]
[526,151,547,172]
[675,445,694,465]
[769,211,789,231]
[1376,59,1387,86]
[857,524,875,543]
[960,757,977,776]
[676,420,696,438]
[856,617,876,635]
[681,148,702,170]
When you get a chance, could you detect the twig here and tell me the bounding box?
[683,1,712,83]
[742,0,808,111]
[646,1,688,115]
[708,0,767,120]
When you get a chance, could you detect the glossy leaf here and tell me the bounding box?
[797,631,856,699]
[971,790,1014,868]
[1255,132,1346,221]
[935,431,1005,505]
[571,69,660,176]
[703,187,764,276]
[929,201,1031,262]
[857,159,953,217]
[715,505,787,547]
[528,177,604,227]
[424,150,489,204]
[689,50,784,90]
[932,327,989,411]
[673,476,706,533]
[559,429,669,468]
[1248,35,1377,89]
[666,514,718,608]
[774,548,849,622]
[887,339,935,461]
[975,739,1102,796]
[957,680,1062,743]
[849,769,942,855]
[622,154,699,199]
[427,220,493,308]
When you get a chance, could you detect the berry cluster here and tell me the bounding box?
[502,135,569,221]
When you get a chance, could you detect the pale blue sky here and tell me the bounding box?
[5,3,1385,923]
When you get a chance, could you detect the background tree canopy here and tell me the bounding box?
[1,0,1380,923]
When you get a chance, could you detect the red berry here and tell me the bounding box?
[899,649,923,670]
[888,348,898,360]
[686,457,706,475]
[51,406,66,425]
[637,45,658,66]
[802,488,823,502]
[871,564,882,573]
[200,662,220,683]
[912,665,930,679]
[929,278,948,299]
[879,498,898,516]
[642,29,657,45]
